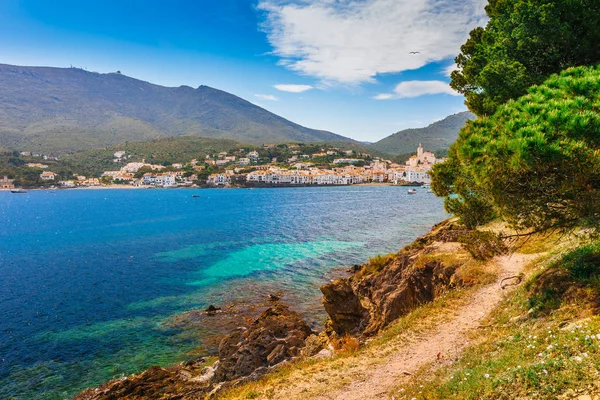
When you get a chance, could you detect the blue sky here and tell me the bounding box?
[0,0,487,142]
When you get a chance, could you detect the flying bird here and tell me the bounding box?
[409,51,421,54]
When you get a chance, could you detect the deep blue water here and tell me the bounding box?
[0,186,447,399]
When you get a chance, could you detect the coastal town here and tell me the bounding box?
[2,144,443,189]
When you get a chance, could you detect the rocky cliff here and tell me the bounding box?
[321,220,473,339]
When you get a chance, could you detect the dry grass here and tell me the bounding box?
[332,335,360,353]
[454,258,500,286]
[355,253,397,279]
[217,286,479,400]
[217,228,589,400]
[413,248,499,287]
[392,242,600,400]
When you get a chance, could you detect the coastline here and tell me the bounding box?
[1,186,447,400]
[71,218,462,400]
[2,182,425,191]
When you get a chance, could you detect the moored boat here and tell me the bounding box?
[10,188,27,193]
[407,188,417,194]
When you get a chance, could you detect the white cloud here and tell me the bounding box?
[375,80,460,99]
[259,0,488,84]
[372,93,394,100]
[443,63,458,77]
[255,94,279,101]
[274,84,314,93]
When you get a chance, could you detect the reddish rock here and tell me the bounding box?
[320,220,464,338]
[213,303,313,382]
[321,279,370,336]
[73,304,313,400]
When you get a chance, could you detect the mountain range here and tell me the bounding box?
[0,64,354,153]
[0,63,474,157]
[370,111,475,156]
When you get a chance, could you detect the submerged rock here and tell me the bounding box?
[268,293,281,302]
[73,303,314,400]
[204,305,221,315]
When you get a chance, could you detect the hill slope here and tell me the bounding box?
[0,64,354,153]
[62,136,245,176]
[371,111,475,155]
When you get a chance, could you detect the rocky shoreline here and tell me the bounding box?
[74,219,481,400]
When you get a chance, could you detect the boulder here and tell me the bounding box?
[212,303,313,382]
[73,365,208,400]
[204,305,221,315]
[301,333,330,357]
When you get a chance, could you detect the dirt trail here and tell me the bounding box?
[314,253,540,400]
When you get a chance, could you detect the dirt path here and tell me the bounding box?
[313,253,540,400]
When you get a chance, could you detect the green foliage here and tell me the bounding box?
[62,137,245,176]
[435,66,600,233]
[430,147,496,229]
[527,242,600,315]
[0,152,72,187]
[453,0,600,116]
[561,242,600,287]
[63,148,123,176]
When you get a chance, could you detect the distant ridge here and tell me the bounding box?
[0,64,355,153]
[370,111,475,156]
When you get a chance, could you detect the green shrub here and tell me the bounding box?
[561,242,600,286]
[435,65,600,233]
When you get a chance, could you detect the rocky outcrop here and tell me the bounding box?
[357,256,459,335]
[321,279,370,336]
[73,304,313,400]
[213,303,313,382]
[321,220,468,338]
[74,363,211,400]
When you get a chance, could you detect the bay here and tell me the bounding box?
[0,186,446,399]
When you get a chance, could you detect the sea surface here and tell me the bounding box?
[0,186,447,399]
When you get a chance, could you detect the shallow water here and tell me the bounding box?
[0,186,447,399]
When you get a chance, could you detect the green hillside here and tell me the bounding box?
[370,112,475,155]
[0,64,355,154]
[62,136,393,176]
[64,136,245,176]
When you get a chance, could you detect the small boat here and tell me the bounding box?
[10,188,27,194]
[407,188,417,195]
[192,195,200,198]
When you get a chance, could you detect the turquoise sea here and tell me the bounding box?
[0,186,447,399]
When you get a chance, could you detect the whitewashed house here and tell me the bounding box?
[208,174,231,186]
